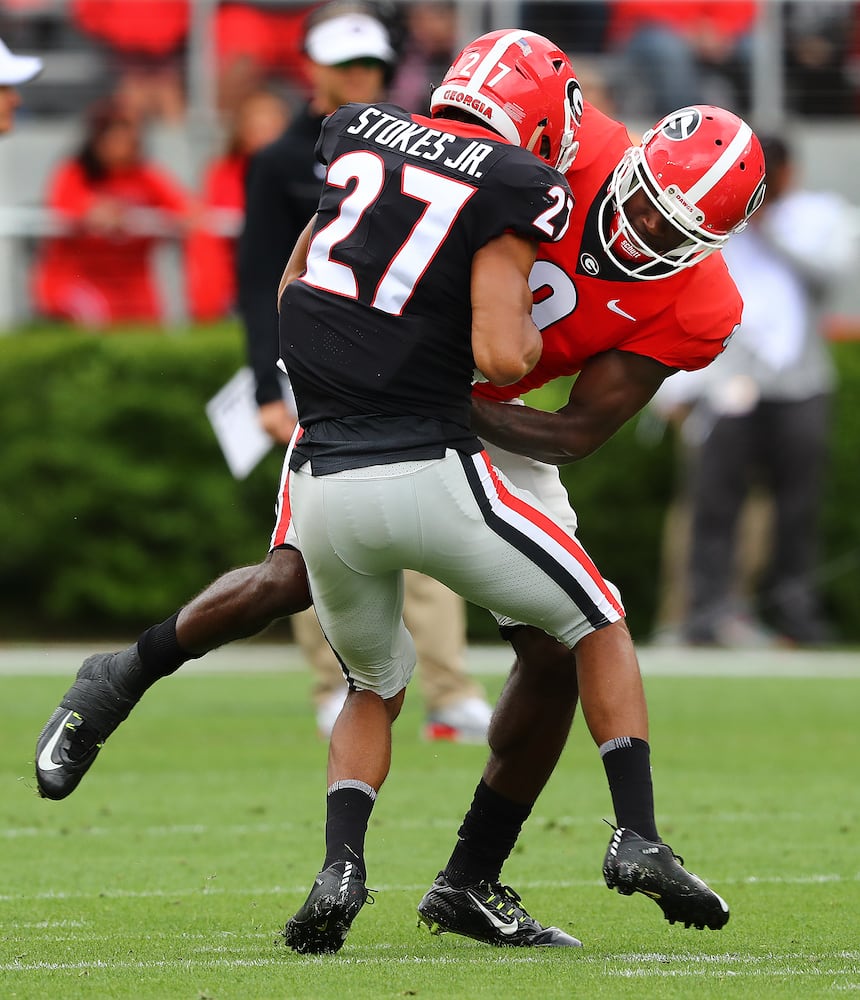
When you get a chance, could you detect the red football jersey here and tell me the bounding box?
[474,101,743,403]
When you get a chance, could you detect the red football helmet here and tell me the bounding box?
[429,29,583,173]
[600,105,767,279]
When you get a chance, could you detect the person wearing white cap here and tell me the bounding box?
[0,37,43,134]
[239,1,397,447]
[302,5,395,69]
[235,0,495,744]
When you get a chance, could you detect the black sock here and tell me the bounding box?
[323,781,377,879]
[136,611,198,686]
[600,737,660,842]
[444,779,532,888]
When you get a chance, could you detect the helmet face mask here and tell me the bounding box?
[599,105,767,279]
[429,29,583,172]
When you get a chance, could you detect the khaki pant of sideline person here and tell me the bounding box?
[292,570,486,714]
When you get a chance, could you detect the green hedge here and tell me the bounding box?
[1,326,857,642]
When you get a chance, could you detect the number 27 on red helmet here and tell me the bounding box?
[601,105,767,279]
[429,28,583,174]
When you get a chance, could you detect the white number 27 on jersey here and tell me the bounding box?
[301,150,571,316]
[302,150,476,316]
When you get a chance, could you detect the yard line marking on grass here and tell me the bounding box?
[610,967,859,979]
[5,931,278,942]
[614,951,860,964]
[2,643,859,678]
[1,951,857,975]
[2,815,467,839]
[0,955,545,973]
[2,872,858,904]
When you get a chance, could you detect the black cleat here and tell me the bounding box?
[35,647,146,801]
[417,872,582,948]
[603,826,730,930]
[284,861,374,955]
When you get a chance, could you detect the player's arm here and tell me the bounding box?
[471,349,676,465]
[277,215,316,312]
[471,232,542,386]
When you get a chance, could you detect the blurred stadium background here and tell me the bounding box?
[1,1,859,643]
[2,0,860,328]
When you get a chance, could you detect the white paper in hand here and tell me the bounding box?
[206,367,273,480]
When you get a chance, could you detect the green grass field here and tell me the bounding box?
[3,646,858,999]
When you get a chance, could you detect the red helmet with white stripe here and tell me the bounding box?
[429,29,583,173]
[600,105,766,279]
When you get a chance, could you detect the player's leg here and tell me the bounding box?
[291,605,350,737]
[482,628,579,803]
[285,687,405,956]
[34,547,313,800]
[420,449,729,936]
[35,450,313,801]
[412,450,612,948]
[175,546,312,653]
[284,463,416,955]
[403,570,492,743]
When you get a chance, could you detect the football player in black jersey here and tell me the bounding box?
[277,30,591,953]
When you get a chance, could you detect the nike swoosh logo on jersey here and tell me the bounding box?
[607,299,636,321]
[466,891,519,936]
[37,710,75,772]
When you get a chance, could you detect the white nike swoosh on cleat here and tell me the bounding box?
[607,299,637,321]
[466,892,519,936]
[37,710,74,772]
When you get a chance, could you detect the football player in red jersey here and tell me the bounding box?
[34,52,764,948]
[418,101,764,945]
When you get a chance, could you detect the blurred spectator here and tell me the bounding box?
[186,89,290,322]
[506,3,617,117]
[387,1,457,113]
[520,1,610,54]
[608,1,756,117]
[71,0,188,123]
[0,34,42,134]
[31,98,195,328]
[238,0,396,441]
[784,1,858,116]
[214,2,309,117]
[669,135,859,647]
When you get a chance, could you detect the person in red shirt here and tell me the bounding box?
[71,0,189,123]
[213,2,309,116]
[186,89,291,322]
[31,98,194,328]
[608,1,756,117]
[35,94,764,945]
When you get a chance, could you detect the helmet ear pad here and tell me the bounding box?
[429,29,582,171]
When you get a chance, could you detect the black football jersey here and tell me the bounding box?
[280,102,573,472]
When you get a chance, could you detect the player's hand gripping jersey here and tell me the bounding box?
[474,101,744,404]
[280,102,572,471]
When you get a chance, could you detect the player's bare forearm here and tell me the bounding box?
[277,215,316,311]
[471,350,676,466]
[471,233,541,385]
[471,398,588,464]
